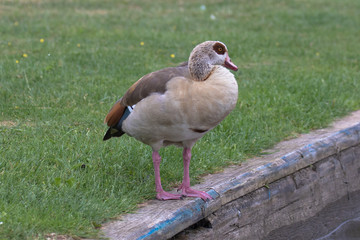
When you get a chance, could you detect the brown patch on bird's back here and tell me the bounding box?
[104,99,126,127]
[122,63,190,106]
[104,62,190,127]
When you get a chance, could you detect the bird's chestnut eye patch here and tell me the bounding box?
[213,42,226,55]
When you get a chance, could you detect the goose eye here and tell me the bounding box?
[213,43,226,55]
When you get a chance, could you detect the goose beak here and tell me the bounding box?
[223,53,238,71]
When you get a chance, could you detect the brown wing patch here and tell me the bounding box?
[122,62,190,106]
[104,99,126,126]
[104,62,189,127]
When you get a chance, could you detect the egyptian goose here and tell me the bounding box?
[103,41,238,201]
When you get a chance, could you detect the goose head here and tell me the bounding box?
[188,41,238,81]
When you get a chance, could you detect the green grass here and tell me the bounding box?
[1,0,360,238]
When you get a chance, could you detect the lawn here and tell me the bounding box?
[1,0,360,238]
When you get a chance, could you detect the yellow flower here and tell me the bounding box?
[22,53,28,58]
[140,41,144,46]
[40,38,45,43]
[316,52,320,56]
[14,21,19,26]
[8,42,12,46]
[77,43,81,47]
[170,54,175,58]
[16,60,19,64]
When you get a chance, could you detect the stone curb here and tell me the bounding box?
[120,123,360,240]
[101,122,360,240]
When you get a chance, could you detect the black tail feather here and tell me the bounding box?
[103,105,132,141]
[103,128,113,141]
[103,127,125,141]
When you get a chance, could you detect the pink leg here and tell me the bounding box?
[178,148,212,201]
[152,151,182,200]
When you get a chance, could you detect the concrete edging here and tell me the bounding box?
[102,122,360,240]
